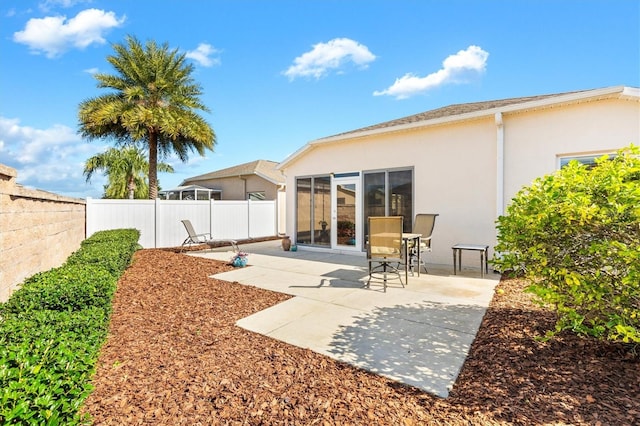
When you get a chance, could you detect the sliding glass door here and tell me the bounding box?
[296,169,411,251]
[363,169,413,244]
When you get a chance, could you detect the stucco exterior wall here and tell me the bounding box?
[503,98,640,203]
[283,117,498,265]
[0,164,85,302]
[282,95,639,267]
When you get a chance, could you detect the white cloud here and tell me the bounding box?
[39,0,90,11]
[283,37,376,80]
[84,67,99,74]
[185,43,221,67]
[374,45,489,99]
[13,8,125,58]
[0,116,105,197]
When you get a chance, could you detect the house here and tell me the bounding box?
[277,85,640,266]
[180,159,285,201]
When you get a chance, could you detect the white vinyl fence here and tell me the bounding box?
[86,198,280,248]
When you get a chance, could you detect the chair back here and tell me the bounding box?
[413,214,438,249]
[367,216,403,259]
[181,219,197,238]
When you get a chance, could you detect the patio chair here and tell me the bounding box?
[180,219,239,253]
[409,213,439,274]
[366,216,404,292]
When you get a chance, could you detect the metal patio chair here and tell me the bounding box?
[180,219,239,253]
[409,213,439,274]
[366,216,404,292]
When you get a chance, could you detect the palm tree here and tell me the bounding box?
[78,35,215,199]
[84,146,174,199]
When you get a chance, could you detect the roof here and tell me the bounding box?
[181,159,285,186]
[278,85,639,169]
[159,184,221,194]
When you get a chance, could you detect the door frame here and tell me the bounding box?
[331,174,362,252]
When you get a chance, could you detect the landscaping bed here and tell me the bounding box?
[83,249,639,425]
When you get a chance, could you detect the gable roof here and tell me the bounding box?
[181,159,285,186]
[278,85,639,169]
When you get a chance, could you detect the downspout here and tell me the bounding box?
[239,176,247,199]
[495,112,505,218]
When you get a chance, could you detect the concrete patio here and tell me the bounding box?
[191,239,500,398]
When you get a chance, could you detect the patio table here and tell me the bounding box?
[403,233,422,282]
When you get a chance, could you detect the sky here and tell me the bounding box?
[1,0,639,199]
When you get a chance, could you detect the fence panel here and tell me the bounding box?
[86,199,157,248]
[156,200,211,248]
[86,198,277,248]
[212,201,250,240]
[249,200,276,238]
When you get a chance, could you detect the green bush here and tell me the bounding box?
[1,264,116,315]
[0,228,140,424]
[66,229,140,276]
[493,145,640,344]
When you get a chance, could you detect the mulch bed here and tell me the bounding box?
[83,249,639,425]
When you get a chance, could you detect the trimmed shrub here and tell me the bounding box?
[66,229,140,277]
[1,264,116,315]
[0,228,140,424]
[493,145,640,344]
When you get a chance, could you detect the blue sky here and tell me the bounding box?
[1,0,638,199]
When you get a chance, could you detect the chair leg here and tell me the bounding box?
[382,262,387,292]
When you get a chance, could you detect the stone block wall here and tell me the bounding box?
[0,164,86,302]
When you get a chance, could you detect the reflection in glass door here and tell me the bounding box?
[332,177,361,251]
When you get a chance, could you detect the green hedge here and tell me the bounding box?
[0,228,140,425]
[66,229,141,277]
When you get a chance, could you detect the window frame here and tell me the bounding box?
[557,152,616,169]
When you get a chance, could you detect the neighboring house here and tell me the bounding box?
[180,159,285,201]
[278,85,640,266]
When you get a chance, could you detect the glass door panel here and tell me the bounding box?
[332,177,361,251]
[295,178,311,244]
[313,176,331,246]
[389,170,413,233]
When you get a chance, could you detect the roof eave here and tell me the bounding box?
[254,170,285,185]
[278,85,635,170]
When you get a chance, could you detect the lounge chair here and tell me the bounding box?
[180,219,239,253]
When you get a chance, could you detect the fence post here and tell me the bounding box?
[247,199,252,239]
[154,198,160,248]
[209,198,214,237]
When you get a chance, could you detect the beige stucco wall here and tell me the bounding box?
[282,96,639,267]
[192,175,279,200]
[503,98,640,203]
[0,164,85,302]
[283,117,498,265]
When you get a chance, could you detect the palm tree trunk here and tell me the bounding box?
[148,132,158,199]
[127,175,135,199]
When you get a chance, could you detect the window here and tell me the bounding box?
[559,152,615,169]
[363,168,413,241]
[248,191,266,201]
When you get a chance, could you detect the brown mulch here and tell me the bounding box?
[83,249,640,425]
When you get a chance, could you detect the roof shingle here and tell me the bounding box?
[182,160,285,185]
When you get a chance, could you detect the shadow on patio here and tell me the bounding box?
[193,239,500,397]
